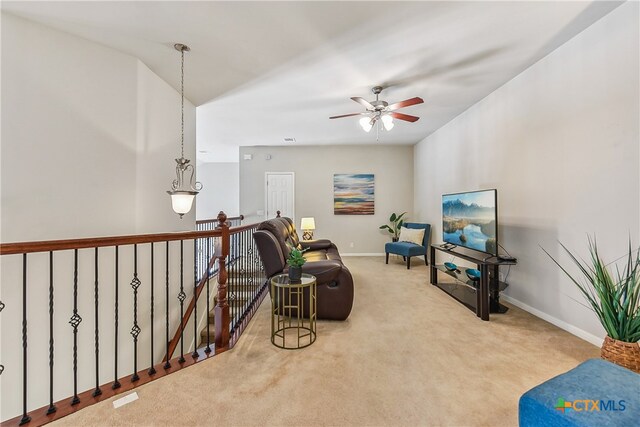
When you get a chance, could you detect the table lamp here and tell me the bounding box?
[300,217,316,241]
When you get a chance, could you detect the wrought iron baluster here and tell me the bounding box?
[20,253,31,425]
[113,246,121,389]
[93,248,102,397]
[149,243,156,375]
[164,242,171,370]
[244,230,248,319]
[243,231,248,320]
[250,230,256,303]
[236,232,240,325]
[239,232,243,320]
[178,240,186,363]
[231,234,236,330]
[47,251,56,414]
[69,249,82,405]
[232,233,236,336]
[205,237,212,353]
[192,239,199,358]
[240,231,243,321]
[235,233,239,327]
[130,244,141,382]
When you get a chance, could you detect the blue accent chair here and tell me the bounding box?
[385,222,431,269]
[519,358,640,427]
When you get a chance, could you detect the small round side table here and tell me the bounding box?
[270,273,317,349]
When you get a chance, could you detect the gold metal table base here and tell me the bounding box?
[270,273,317,350]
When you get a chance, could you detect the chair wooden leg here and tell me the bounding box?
[424,255,429,266]
[407,256,411,269]
[385,253,389,264]
[402,256,406,261]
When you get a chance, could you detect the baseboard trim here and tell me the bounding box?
[500,295,603,347]
[341,253,386,257]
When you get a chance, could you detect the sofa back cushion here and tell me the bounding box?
[257,218,291,257]
[277,217,303,251]
[256,217,302,258]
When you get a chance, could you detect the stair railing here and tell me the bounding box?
[195,215,243,280]
[0,211,265,427]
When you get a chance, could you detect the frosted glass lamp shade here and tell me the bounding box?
[381,114,394,130]
[359,117,373,132]
[168,191,197,218]
[301,217,316,240]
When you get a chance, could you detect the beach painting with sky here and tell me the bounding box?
[334,174,375,215]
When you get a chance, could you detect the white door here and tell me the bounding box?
[265,172,294,220]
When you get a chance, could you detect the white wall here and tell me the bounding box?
[0,14,198,421]
[239,145,414,254]
[414,2,639,345]
[196,161,240,219]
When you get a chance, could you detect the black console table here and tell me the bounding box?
[430,244,516,321]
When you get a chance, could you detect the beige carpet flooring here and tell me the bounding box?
[53,256,599,427]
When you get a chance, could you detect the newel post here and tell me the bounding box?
[214,211,230,350]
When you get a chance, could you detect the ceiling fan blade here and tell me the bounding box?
[387,97,424,111]
[390,112,420,123]
[351,97,374,109]
[329,113,365,119]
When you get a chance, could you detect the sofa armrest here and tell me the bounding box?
[296,260,342,283]
[300,239,333,251]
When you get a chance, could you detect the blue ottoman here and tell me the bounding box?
[519,359,639,426]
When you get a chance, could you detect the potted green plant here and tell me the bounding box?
[287,248,306,281]
[543,238,640,373]
[379,212,406,242]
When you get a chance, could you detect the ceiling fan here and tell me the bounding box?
[330,86,424,132]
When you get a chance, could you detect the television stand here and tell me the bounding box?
[430,244,516,321]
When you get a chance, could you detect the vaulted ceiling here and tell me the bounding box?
[2,1,622,162]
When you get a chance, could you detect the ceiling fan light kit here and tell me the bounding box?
[330,86,423,134]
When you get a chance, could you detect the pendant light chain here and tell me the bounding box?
[180,48,185,160]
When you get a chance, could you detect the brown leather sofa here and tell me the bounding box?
[253,217,354,320]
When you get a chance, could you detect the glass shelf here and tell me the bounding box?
[434,265,508,292]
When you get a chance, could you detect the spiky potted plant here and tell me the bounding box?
[543,237,640,373]
[287,248,306,282]
[379,212,406,242]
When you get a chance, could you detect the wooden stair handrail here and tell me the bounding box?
[0,229,232,255]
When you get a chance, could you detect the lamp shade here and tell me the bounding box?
[381,114,394,130]
[168,191,197,217]
[359,117,373,132]
[300,217,316,230]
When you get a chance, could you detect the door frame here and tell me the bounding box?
[264,172,295,220]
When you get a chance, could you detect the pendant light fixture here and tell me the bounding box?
[167,43,202,218]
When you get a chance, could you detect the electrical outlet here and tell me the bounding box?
[499,272,505,282]
[349,242,354,248]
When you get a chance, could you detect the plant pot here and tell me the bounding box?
[392,237,399,242]
[288,266,302,282]
[601,335,640,373]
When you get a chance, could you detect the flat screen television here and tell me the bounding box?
[442,189,497,255]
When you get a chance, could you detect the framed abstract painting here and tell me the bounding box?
[333,174,375,215]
